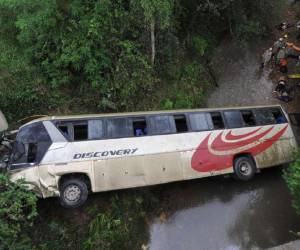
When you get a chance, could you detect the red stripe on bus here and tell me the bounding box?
[191,125,288,172]
[225,127,261,140]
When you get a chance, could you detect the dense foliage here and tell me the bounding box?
[0,177,158,250]
[0,0,284,122]
[284,152,300,215]
[0,1,288,249]
[83,194,153,250]
[0,174,37,250]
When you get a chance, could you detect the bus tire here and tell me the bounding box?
[233,156,256,181]
[59,178,88,208]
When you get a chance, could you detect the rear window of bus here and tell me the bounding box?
[254,108,287,125]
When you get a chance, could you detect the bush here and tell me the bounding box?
[283,151,300,215]
[83,194,152,250]
[159,61,208,110]
[0,174,38,250]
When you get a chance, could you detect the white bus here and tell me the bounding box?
[0,105,297,208]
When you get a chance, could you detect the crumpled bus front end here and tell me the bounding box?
[8,166,60,198]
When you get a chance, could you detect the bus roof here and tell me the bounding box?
[20,105,284,128]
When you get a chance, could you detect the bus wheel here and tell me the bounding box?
[59,179,88,208]
[233,156,256,181]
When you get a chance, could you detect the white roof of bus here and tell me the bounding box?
[20,105,283,128]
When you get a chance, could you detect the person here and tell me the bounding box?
[275,22,293,31]
[279,57,288,74]
[273,77,293,102]
[135,128,144,136]
[276,46,286,64]
[135,127,147,136]
[276,115,286,124]
[285,42,299,58]
[261,47,273,68]
[279,91,293,102]
[273,38,285,55]
[274,77,287,93]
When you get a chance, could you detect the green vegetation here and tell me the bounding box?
[284,152,300,215]
[83,194,155,250]
[0,0,284,123]
[0,172,159,250]
[0,0,288,249]
[0,174,37,250]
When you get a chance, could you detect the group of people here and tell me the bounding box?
[261,35,300,73]
[261,21,300,103]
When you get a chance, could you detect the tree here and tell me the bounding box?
[137,0,174,65]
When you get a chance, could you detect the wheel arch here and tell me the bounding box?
[58,172,92,192]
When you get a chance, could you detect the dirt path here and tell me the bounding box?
[207,42,278,108]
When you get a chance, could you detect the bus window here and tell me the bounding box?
[107,118,133,138]
[57,123,73,140]
[88,120,105,140]
[11,122,52,166]
[58,125,69,138]
[255,108,287,125]
[132,117,147,136]
[241,110,256,126]
[224,111,244,128]
[189,113,213,131]
[210,112,225,129]
[73,124,88,141]
[149,115,176,135]
[271,108,287,124]
[174,115,188,133]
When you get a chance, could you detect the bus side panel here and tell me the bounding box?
[93,151,184,192]
[93,156,146,191]
[142,151,183,185]
[182,150,212,180]
[254,126,297,168]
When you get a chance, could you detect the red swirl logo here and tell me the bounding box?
[191,125,288,172]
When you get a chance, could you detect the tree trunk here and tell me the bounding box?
[150,18,155,65]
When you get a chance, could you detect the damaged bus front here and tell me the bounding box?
[2,120,61,198]
[0,114,61,198]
